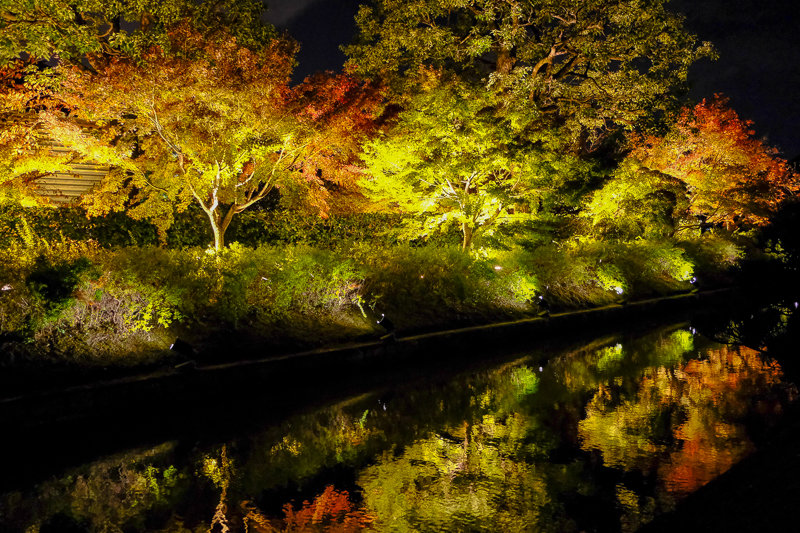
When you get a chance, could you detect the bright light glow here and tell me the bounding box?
[614,286,624,294]
[494,265,502,271]
[0,284,11,291]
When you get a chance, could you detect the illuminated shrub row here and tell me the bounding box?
[0,235,737,365]
[0,202,404,250]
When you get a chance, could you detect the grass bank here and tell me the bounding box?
[0,232,743,372]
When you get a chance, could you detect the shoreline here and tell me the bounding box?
[1,288,734,430]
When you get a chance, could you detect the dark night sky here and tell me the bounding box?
[265,0,800,159]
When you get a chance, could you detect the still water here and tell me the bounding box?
[1,322,796,532]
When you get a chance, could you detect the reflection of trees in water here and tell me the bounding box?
[356,413,571,532]
[242,485,374,532]
[702,302,796,351]
[1,328,794,532]
[580,344,783,494]
[578,343,790,530]
[0,442,184,532]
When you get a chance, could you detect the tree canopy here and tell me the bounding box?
[0,0,275,65]
[346,0,715,150]
[362,73,593,249]
[39,24,384,249]
[0,0,796,259]
[588,97,799,238]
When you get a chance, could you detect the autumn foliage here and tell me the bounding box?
[580,343,784,497]
[242,485,374,533]
[285,73,386,215]
[633,96,799,229]
[38,24,383,248]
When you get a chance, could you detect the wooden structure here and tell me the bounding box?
[1,114,111,205]
[34,140,110,205]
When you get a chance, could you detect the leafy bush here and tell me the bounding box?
[497,239,698,308]
[0,230,740,368]
[678,235,742,282]
[350,244,532,330]
[605,241,694,296]
[25,255,99,322]
[525,244,615,308]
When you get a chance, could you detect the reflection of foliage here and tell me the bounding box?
[199,446,238,533]
[0,443,185,532]
[201,446,235,491]
[258,485,375,532]
[705,303,795,351]
[1,328,793,533]
[553,329,694,393]
[615,483,656,533]
[358,415,562,532]
[579,345,784,497]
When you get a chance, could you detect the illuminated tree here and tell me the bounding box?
[46,27,296,248]
[0,0,274,65]
[588,97,799,237]
[361,74,587,250]
[637,96,799,229]
[346,0,714,151]
[349,0,713,249]
[44,26,382,249]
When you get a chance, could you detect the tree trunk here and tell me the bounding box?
[208,212,224,250]
[496,48,514,75]
[204,205,239,251]
[461,223,474,251]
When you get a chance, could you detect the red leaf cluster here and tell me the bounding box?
[634,95,799,228]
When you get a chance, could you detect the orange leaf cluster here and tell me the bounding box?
[634,96,799,228]
[246,485,375,533]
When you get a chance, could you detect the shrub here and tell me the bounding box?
[605,241,694,296]
[526,244,615,308]
[678,235,742,281]
[350,244,530,330]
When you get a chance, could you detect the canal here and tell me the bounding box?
[1,295,798,532]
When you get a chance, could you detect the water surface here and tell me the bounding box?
[1,323,795,532]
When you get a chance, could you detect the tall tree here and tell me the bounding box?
[637,96,798,229]
[50,26,296,248]
[0,0,279,213]
[345,0,714,150]
[361,74,588,250]
[46,26,383,249]
[0,0,274,65]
